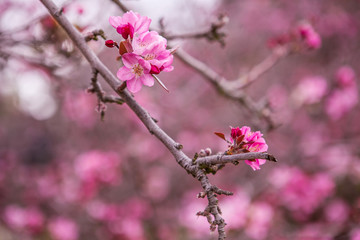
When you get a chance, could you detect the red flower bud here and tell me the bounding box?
[105,40,115,48]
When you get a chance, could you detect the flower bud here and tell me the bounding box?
[205,148,212,156]
[105,40,115,48]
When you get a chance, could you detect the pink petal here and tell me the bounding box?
[135,16,151,34]
[117,67,133,81]
[126,78,142,93]
[141,74,154,87]
[138,58,151,72]
[245,160,261,171]
[121,53,139,68]
[122,11,138,26]
[109,16,122,28]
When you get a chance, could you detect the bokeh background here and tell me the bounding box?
[1,0,360,239]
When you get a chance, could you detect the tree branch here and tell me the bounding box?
[39,1,277,239]
[196,152,277,166]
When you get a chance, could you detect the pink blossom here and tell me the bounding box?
[336,66,356,87]
[48,217,79,240]
[3,205,27,230]
[324,199,349,223]
[3,206,44,233]
[292,76,328,105]
[221,189,250,229]
[298,23,322,49]
[109,11,174,92]
[132,31,174,74]
[326,87,358,120]
[350,228,360,240]
[271,167,334,220]
[229,126,268,170]
[245,202,274,240]
[109,11,151,39]
[117,53,153,93]
[74,150,121,185]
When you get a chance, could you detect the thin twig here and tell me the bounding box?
[196,152,277,166]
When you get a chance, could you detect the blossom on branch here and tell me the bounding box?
[109,11,151,40]
[108,11,174,93]
[216,126,268,170]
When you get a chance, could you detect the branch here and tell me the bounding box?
[109,0,128,13]
[196,152,277,166]
[175,48,279,129]
[39,1,277,239]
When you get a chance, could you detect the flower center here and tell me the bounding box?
[132,64,143,77]
[144,54,155,60]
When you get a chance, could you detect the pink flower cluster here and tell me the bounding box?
[268,21,321,50]
[297,22,322,49]
[216,126,268,170]
[108,11,174,93]
[326,66,358,120]
[229,126,268,170]
[3,205,44,234]
[271,167,335,221]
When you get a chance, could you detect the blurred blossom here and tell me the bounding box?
[336,66,356,87]
[300,130,326,157]
[297,22,322,49]
[295,223,331,240]
[48,217,79,240]
[318,8,357,37]
[292,76,328,106]
[144,167,170,201]
[268,85,288,110]
[86,200,118,221]
[320,145,353,176]
[74,150,121,184]
[245,202,274,240]
[180,191,211,237]
[326,88,358,121]
[326,66,358,120]
[324,199,349,223]
[3,205,44,233]
[108,217,145,240]
[63,90,97,128]
[351,228,360,240]
[221,188,250,229]
[271,167,334,220]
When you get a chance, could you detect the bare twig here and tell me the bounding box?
[163,14,228,47]
[84,29,106,42]
[89,69,124,105]
[196,152,277,166]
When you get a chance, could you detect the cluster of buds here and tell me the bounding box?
[106,11,174,93]
[268,21,321,50]
[215,126,268,170]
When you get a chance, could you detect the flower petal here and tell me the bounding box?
[109,16,122,28]
[141,74,154,87]
[126,78,142,93]
[117,67,133,81]
[121,53,139,68]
